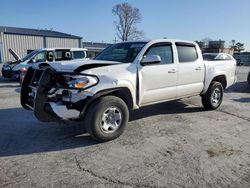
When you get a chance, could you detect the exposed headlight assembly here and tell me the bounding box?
[66,75,99,90]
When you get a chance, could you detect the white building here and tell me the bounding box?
[0,26,82,63]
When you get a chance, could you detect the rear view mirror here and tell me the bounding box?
[141,55,161,65]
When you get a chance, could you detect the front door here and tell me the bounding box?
[139,43,177,106]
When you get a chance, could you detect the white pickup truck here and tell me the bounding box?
[21,39,237,141]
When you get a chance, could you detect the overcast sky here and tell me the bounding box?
[1,0,249,50]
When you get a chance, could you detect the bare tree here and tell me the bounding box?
[112,2,144,41]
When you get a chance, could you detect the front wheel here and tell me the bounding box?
[202,81,224,110]
[85,96,129,142]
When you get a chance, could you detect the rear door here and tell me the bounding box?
[139,42,178,106]
[176,43,205,97]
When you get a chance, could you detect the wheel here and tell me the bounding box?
[202,81,224,110]
[85,96,129,142]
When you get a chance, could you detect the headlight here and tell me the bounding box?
[74,79,89,89]
[67,76,97,89]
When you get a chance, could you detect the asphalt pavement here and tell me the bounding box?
[0,66,249,188]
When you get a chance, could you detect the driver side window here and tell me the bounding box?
[145,44,173,64]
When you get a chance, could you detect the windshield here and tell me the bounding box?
[95,42,146,63]
[21,50,39,62]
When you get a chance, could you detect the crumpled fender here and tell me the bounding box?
[89,77,138,109]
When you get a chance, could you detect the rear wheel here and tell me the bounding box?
[85,96,129,142]
[202,81,224,110]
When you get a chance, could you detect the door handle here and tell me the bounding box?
[195,67,202,71]
[168,69,176,73]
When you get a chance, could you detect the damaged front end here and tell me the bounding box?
[21,67,99,122]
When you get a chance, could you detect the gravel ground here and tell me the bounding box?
[0,66,249,188]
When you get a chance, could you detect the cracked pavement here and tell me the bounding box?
[0,66,249,187]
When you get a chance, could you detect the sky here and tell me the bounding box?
[1,0,250,50]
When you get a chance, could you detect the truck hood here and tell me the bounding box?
[3,49,21,65]
[9,48,21,61]
[40,59,122,72]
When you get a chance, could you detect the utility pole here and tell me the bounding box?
[113,37,118,43]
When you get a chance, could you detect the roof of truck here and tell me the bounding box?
[118,39,198,45]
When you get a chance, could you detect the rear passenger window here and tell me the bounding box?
[176,45,198,63]
[145,44,173,64]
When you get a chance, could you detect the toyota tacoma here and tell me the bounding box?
[21,39,237,141]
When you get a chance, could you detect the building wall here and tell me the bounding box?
[1,34,44,62]
[0,34,81,63]
[46,37,80,48]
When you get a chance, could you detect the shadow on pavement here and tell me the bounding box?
[0,101,203,157]
[233,97,250,103]
[226,81,250,93]
[0,84,20,88]
[0,107,98,157]
[0,77,19,88]
[130,100,204,121]
[15,87,21,93]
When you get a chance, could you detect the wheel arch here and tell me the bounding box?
[211,75,227,89]
[202,74,227,95]
[97,87,134,110]
[80,87,134,118]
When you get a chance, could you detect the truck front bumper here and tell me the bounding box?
[21,67,99,122]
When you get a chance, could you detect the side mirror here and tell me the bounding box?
[141,55,161,65]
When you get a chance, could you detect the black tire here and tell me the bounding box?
[85,96,129,142]
[202,81,224,110]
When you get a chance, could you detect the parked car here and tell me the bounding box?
[1,48,88,81]
[202,53,235,61]
[21,39,237,141]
